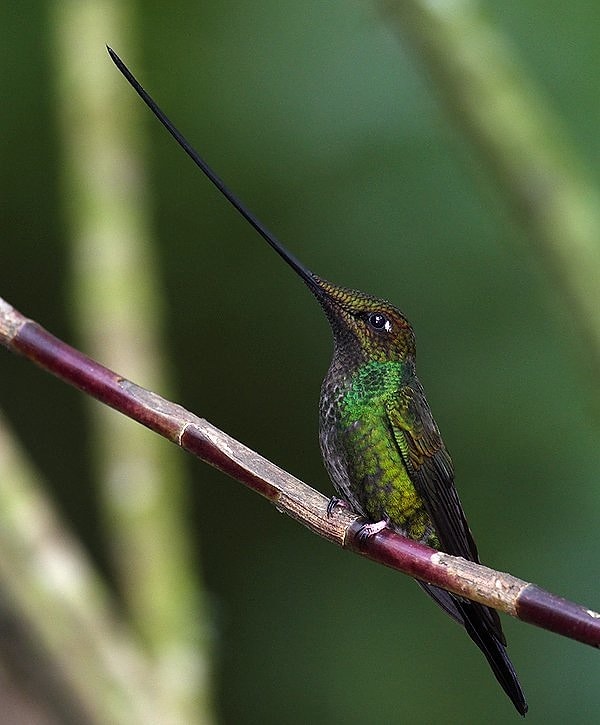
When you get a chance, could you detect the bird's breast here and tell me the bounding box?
[319,361,435,543]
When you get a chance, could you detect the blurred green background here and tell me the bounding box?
[1,1,600,723]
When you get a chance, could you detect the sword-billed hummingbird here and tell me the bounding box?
[108,47,527,716]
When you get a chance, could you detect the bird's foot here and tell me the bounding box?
[356,518,388,541]
[326,496,351,518]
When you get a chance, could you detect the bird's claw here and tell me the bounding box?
[326,496,351,518]
[356,518,388,541]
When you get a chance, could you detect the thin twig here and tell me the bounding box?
[2,296,599,648]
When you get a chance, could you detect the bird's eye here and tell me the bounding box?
[367,312,390,332]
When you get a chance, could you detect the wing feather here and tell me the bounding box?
[385,377,505,641]
[385,377,478,560]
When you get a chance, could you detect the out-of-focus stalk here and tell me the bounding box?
[384,0,600,379]
[0,409,163,724]
[52,3,214,722]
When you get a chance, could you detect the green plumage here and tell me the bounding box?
[329,360,438,546]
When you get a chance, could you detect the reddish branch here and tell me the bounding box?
[1,296,599,648]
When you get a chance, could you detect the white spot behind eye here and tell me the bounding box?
[384,319,392,332]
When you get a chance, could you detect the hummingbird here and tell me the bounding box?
[108,47,527,716]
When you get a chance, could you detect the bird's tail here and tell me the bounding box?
[419,582,528,716]
[461,599,528,716]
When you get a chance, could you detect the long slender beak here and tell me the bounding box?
[107,46,325,299]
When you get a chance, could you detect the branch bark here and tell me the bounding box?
[1,296,599,648]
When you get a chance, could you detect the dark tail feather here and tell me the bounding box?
[419,582,528,716]
[461,600,528,716]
